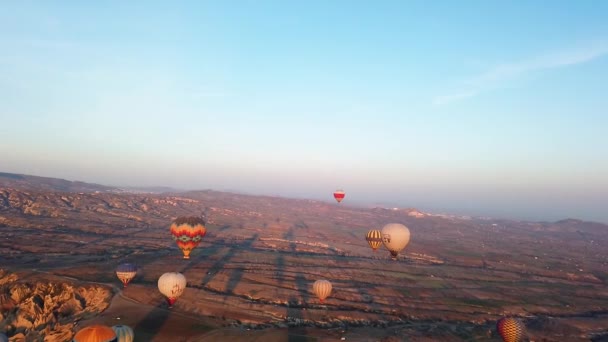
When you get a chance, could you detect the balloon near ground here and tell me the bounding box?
[365,229,383,252]
[381,223,411,260]
[312,279,332,303]
[158,272,187,308]
[496,317,525,342]
[115,263,137,288]
[170,216,207,259]
[333,189,345,203]
[112,325,134,342]
[73,325,117,342]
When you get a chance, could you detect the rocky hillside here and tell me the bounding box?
[0,270,112,341]
[0,173,115,194]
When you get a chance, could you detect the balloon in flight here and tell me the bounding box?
[381,223,411,260]
[496,317,525,342]
[365,229,383,252]
[312,279,332,303]
[111,325,134,342]
[115,263,137,288]
[158,272,187,308]
[333,190,345,203]
[170,216,207,259]
[73,325,117,342]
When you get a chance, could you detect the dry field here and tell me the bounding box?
[1,187,607,341]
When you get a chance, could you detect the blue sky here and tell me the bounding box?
[1,1,607,222]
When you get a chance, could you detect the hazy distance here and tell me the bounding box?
[1,1,607,223]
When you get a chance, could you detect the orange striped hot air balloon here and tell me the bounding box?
[312,279,332,303]
[333,189,345,203]
[365,229,383,252]
[170,216,206,259]
[496,317,525,342]
[73,325,117,342]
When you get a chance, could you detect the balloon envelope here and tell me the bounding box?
[115,263,137,287]
[312,279,332,303]
[333,190,345,203]
[73,325,117,342]
[112,325,134,342]
[496,317,525,342]
[381,223,411,260]
[0,333,7,342]
[158,272,187,307]
[170,216,206,259]
[365,229,383,251]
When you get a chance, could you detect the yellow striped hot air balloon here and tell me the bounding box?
[111,325,134,342]
[73,325,117,342]
[312,279,332,303]
[170,216,206,259]
[365,229,383,252]
[496,317,525,342]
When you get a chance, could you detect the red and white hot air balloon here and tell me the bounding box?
[333,189,345,203]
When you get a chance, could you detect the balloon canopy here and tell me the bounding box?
[365,229,383,251]
[158,272,187,307]
[112,325,134,342]
[333,190,345,203]
[73,325,117,342]
[381,223,411,260]
[115,263,137,287]
[312,279,332,303]
[496,317,525,342]
[170,216,207,259]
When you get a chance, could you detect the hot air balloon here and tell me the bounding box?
[496,317,525,342]
[115,263,137,288]
[312,279,332,303]
[0,333,7,342]
[73,325,117,342]
[333,189,345,203]
[158,272,187,308]
[170,216,207,259]
[381,223,411,260]
[365,229,383,252]
[111,325,134,342]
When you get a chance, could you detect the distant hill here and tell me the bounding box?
[0,172,116,193]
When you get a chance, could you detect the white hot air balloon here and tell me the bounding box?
[312,279,332,303]
[0,333,8,342]
[381,223,411,260]
[158,272,187,307]
[112,325,134,342]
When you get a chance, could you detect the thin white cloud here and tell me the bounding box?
[433,41,608,106]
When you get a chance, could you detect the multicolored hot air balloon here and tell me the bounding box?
[73,325,117,342]
[112,325,134,342]
[170,216,206,259]
[158,272,187,308]
[365,229,383,252]
[0,333,7,342]
[115,263,137,288]
[333,189,345,203]
[497,317,525,342]
[381,223,411,260]
[312,279,332,303]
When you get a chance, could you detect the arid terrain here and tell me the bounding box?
[0,173,607,341]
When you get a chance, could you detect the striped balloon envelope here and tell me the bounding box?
[112,325,134,342]
[496,317,525,342]
[312,279,332,303]
[73,325,117,342]
[333,190,345,203]
[115,263,137,287]
[365,229,383,251]
[170,216,207,259]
